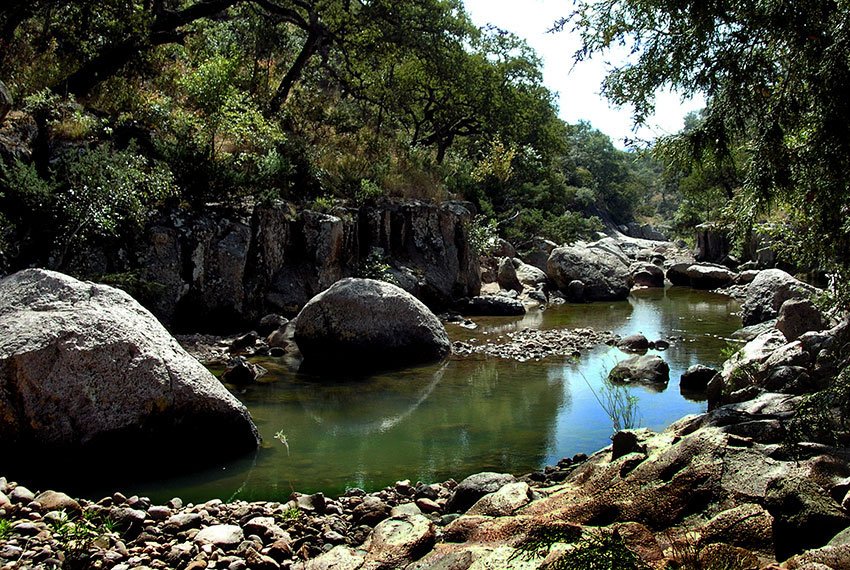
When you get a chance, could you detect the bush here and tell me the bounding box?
[505,208,603,246]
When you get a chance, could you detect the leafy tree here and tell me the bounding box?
[563,0,850,305]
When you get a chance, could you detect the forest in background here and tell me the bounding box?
[0,0,687,276]
[3,0,847,311]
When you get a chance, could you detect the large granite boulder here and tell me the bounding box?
[294,278,451,369]
[686,263,736,289]
[609,355,670,386]
[776,298,828,341]
[629,263,664,288]
[547,242,631,301]
[694,222,731,263]
[0,269,259,467]
[514,260,548,289]
[741,269,818,326]
[665,262,692,286]
[447,472,517,513]
[458,295,526,316]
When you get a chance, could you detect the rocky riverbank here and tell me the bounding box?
[0,457,590,570]
[451,327,618,362]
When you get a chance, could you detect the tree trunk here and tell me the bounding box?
[268,27,323,112]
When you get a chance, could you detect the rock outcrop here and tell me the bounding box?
[741,269,818,326]
[112,200,479,331]
[293,278,451,370]
[547,242,631,301]
[694,222,731,264]
[0,269,260,469]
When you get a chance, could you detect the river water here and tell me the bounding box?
[119,286,741,503]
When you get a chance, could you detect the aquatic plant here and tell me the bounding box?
[581,362,642,433]
[274,430,290,455]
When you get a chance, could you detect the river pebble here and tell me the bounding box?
[453,327,618,361]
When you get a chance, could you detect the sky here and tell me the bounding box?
[462,0,705,148]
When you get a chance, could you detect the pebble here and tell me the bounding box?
[452,327,618,361]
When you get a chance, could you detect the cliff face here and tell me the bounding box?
[139,200,480,331]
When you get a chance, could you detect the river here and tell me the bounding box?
[118,286,741,503]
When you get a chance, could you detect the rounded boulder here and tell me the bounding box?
[0,269,260,470]
[547,243,631,301]
[294,278,450,370]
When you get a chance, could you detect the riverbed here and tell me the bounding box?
[112,286,740,504]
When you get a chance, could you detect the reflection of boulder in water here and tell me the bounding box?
[291,365,449,436]
[289,359,566,470]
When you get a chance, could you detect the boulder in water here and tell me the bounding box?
[294,278,451,370]
[547,243,630,301]
[0,269,260,470]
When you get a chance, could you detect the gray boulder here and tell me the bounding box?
[447,472,516,513]
[514,260,548,289]
[666,263,692,286]
[459,295,525,316]
[522,237,558,273]
[686,263,736,289]
[741,269,818,326]
[366,514,436,568]
[0,269,259,465]
[496,257,521,291]
[610,355,670,386]
[547,243,631,301]
[680,365,718,392]
[694,222,731,263]
[776,298,827,341]
[630,263,664,288]
[765,475,850,558]
[294,278,450,369]
[617,334,650,353]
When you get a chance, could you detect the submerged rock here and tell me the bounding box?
[294,278,451,370]
[0,269,260,468]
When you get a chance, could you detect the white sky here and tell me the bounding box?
[462,0,705,148]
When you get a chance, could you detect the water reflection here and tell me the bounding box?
[90,288,741,503]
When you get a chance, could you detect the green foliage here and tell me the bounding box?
[356,179,385,205]
[0,518,11,540]
[513,527,648,570]
[99,272,166,306]
[278,506,303,524]
[566,0,850,308]
[788,367,850,447]
[57,143,175,239]
[718,342,743,363]
[505,209,603,246]
[358,248,398,285]
[510,523,583,560]
[467,215,499,256]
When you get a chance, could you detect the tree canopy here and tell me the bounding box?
[564,0,850,303]
[0,0,666,272]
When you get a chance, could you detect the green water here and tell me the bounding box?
[123,286,740,503]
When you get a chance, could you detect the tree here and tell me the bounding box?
[563,0,850,303]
